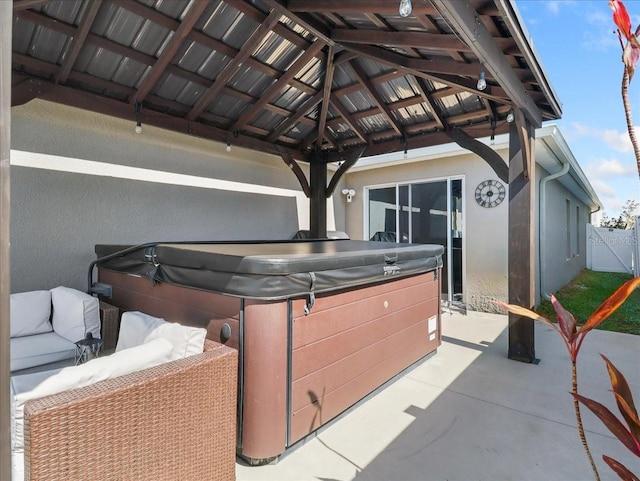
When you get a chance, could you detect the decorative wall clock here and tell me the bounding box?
[475,179,506,208]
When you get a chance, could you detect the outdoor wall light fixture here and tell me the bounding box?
[477,71,487,91]
[399,0,412,17]
[134,102,142,134]
[342,188,356,202]
[506,108,515,123]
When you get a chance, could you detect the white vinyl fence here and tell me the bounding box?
[586,220,639,274]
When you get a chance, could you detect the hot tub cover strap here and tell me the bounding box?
[304,272,316,315]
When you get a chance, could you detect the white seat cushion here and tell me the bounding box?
[10,290,52,337]
[10,337,174,454]
[50,286,101,342]
[116,311,207,360]
[10,332,76,372]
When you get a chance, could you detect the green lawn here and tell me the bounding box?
[536,269,640,335]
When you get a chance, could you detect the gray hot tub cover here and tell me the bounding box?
[94,240,444,300]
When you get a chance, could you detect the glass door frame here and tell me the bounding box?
[364,175,465,305]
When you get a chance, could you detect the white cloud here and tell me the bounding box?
[569,122,639,153]
[585,158,636,178]
[544,0,577,15]
[546,1,560,14]
[590,179,618,198]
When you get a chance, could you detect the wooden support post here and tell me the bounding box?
[309,154,327,238]
[507,115,538,363]
[0,2,12,478]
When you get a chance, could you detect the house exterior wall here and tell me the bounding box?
[10,100,311,293]
[344,142,593,313]
[538,164,590,296]
[343,150,509,313]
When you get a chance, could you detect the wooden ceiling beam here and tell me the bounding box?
[267,91,323,142]
[232,40,326,132]
[39,82,304,160]
[332,28,516,54]
[333,29,467,52]
[55,0,103,84]
[329,98,369,144]
[130,1,209,105]
[186,10,281,121]
[430,0,541,126]
[415,77,446,130]
[288,0,437,15]
[316,45,335,148]
[348,59,402,136]
[13,0,51,12]
[14,8,75,36]
[262,0,333,45]
[189,30,317,95]
[225,0,311,51]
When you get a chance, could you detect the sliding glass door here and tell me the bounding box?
[367,178,463,304]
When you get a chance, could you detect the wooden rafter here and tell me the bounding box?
[9,0,559,162]
[13,0,50,11]
[348,59,402,136]
[130,1,209,105]
[415,77,446,130]
[329,98,369,144]
[288,0,437,16]
[267,92,323,143]
[55,0,102,84]
[186,10,281,121]
[316,45,335,149]
[232,41,326,133]
[431,0,542,126]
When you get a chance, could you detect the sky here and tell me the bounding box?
[514,0,640,219]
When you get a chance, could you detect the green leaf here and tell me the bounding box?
[574,393,640,456]
[582,277,640,332]
[603,455,640,481]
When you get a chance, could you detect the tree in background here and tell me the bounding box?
[600,199,639,229]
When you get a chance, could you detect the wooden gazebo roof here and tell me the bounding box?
[11,0,561,165]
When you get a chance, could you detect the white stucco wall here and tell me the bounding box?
[9,100,324,292]
[343,150,509,312]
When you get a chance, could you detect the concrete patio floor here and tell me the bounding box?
[236,309,639,481]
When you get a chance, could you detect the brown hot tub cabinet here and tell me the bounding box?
[92,240,443,463]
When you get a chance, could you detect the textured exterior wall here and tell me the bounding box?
[539,165,589,296]
[10,100,309,292]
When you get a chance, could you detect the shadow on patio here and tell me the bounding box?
[236,310,639,481]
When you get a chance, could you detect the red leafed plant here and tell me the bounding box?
[610,0,640,178]
[498,276,640,481]
[574,355,640,481]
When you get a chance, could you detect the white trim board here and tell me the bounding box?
[10,149,325,230]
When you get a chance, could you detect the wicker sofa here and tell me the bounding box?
[16,338,238,481]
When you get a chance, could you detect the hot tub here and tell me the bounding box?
[93,240,444,463]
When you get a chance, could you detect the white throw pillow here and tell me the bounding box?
[116,311,207,360]
[10,337,174,453]
[50,287,101,342]
[10,290,52,338]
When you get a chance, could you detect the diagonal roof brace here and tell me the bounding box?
[431,0,542,127]
[445,127,509,184]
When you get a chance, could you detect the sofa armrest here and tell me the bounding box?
[99,301,120,351]
[23,340,238,481]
